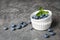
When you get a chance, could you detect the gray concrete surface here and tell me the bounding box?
[0,0,60,40]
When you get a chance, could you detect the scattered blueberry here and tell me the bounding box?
[50,32,56,36]
[47,28,53,32]
[11,28,16,31]
[20,22,24,24]
[16,24,22,29]
[24,22,28,26]
[11,24,16,28]
[21,25,25,28]
[4,27,8,30]
[21,22,28,28]
[22,24,27,28]
[44,34,49,38]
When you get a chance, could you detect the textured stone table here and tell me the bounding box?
[0,0,60,40]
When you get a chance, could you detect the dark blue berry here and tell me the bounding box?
[44,34,49,38]
[32,15,36,19]
[11,24,16,28]
[16,24,22,29]
[32,15,39,19]
[39,14,45,19]
[21,25,25,28]
[45,14,48,17]
[4,27,8,30]
[39,16,43,19]
[47,29,53,32]
[20,22,24,24]
[43,14,48,18]
[35,16,39,19]
[21,22,28,28]
[24,22,28,26]
[50,32,56,36]
[39,14,48,19]
[11,28,16,31]
[22,24,26,28]
[40,15,44,17]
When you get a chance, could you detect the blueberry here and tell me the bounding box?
[39,14,45,19]
[4,27,8,30]
[21,22,28,28]
[21,25,25,28]
[24,22,28,26]
[35,16,39,19]
[16,25,22,29]
[43,14,48,18]
[11,24,16,28]
[22,23,27,28]
[20,22,24,24]
[47,29,53,32]
[44,34,49,38]
[45,14,48,17]
[39,16,43,19]
[11,28,16,31]
[50,32,56,36]
[32,15,36,19]
[40,15,43,18]
[32,15,39,19]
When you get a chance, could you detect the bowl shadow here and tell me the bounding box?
[50,18,59,28]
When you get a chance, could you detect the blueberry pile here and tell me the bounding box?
[32,14,48,19]
[4,21,31,31]
[44,28,56,38]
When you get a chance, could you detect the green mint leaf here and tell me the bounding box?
[36,7,48,17]
[44,11,49,15]
[39,7,43,11]
[36,11,41,16]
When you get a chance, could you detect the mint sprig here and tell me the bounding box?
[36,7,48,17]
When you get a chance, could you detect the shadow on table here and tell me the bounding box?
[50,18,59,28]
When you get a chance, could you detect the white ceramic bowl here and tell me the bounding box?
[30,10,52,30]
